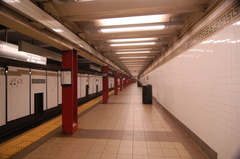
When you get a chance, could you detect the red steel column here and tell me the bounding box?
[120,77,123,91]
[114,71,118,95]
[62,50,78,135]
[102,66,109,104]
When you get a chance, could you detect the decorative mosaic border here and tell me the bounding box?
[182,0,240,57]
[195,2,240,41]
[144,0,240,76]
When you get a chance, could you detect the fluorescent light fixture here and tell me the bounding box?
[125,65,144,66]
[97,15,163,26]
[115,48,154,51]
[121,60,151,62]
[122,63,148,65]
[75,0,94,2]
[108,37,158,43]
[119,56,148,59]
[100,25,165,33]
[116,51,151,54]
[52,29,64,33]
[3,0,20,3]
[111,42,155,47]
[233,21,240,25]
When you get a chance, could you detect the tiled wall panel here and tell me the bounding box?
[77,74,81,98]
[47,71,58,109]
[7,67,30,121]
[80,74,88,97]
[58,71,62,104]
[99,77,102,91]
[142,19,240,159]
[0,67,6,126]
[95,76,101,93]
[89,76,95,94]
[92,76,97,93]
[31,69,46,113]
[109,77,114,89]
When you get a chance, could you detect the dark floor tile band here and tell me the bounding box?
[153,97,217,159]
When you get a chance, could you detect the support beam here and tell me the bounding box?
[62,50,78,135]
[102,66,109,104]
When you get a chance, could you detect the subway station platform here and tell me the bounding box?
[2,85,208,159]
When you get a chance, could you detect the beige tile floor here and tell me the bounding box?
[12,84,209,159]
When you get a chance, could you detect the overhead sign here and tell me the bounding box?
[0,41,46,65]
[19,41,61,62]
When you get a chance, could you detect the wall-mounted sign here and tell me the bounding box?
[89,64,101,72]
[0,41,46,65]
[102,73,108,78]
[61,69,72,86]
[32,79,45,84]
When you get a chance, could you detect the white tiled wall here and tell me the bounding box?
[89,75,95,94]
[58,71,62,104]
[31,69,46,113]
[95,76,100,93]
[7,67,30,121]
[47,71,58,109]
[0,67,6,126]
[80,74,88,97]
[109,77,114,88]
[77,74,81,98]
[99,77,102,91]
[142,19,240,159]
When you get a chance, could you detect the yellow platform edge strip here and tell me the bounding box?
[0,90,115,159]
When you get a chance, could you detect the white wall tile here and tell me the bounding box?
[8,67,30,121]
[31,69,46,113]
[141,17,240,159]
[0,67,6,126]
[47,71,58,109]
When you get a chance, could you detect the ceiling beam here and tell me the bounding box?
[0,2,130,76]
[61,6,205,22]
[81,21,185,31]
[84,30,179,41]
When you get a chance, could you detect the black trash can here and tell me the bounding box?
[142,84,152,104]
[137,81,142,87]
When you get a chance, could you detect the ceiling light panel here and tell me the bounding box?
[100,25,165,33]
[75,0,94,2]
[119,56,151,59]
[116,51,151,54]
[108,37,158,43]
[115,48,156,51]
[121,59,152,62]
[111,42,155,47]
[125,64,146,66]
[96,15,164,26]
